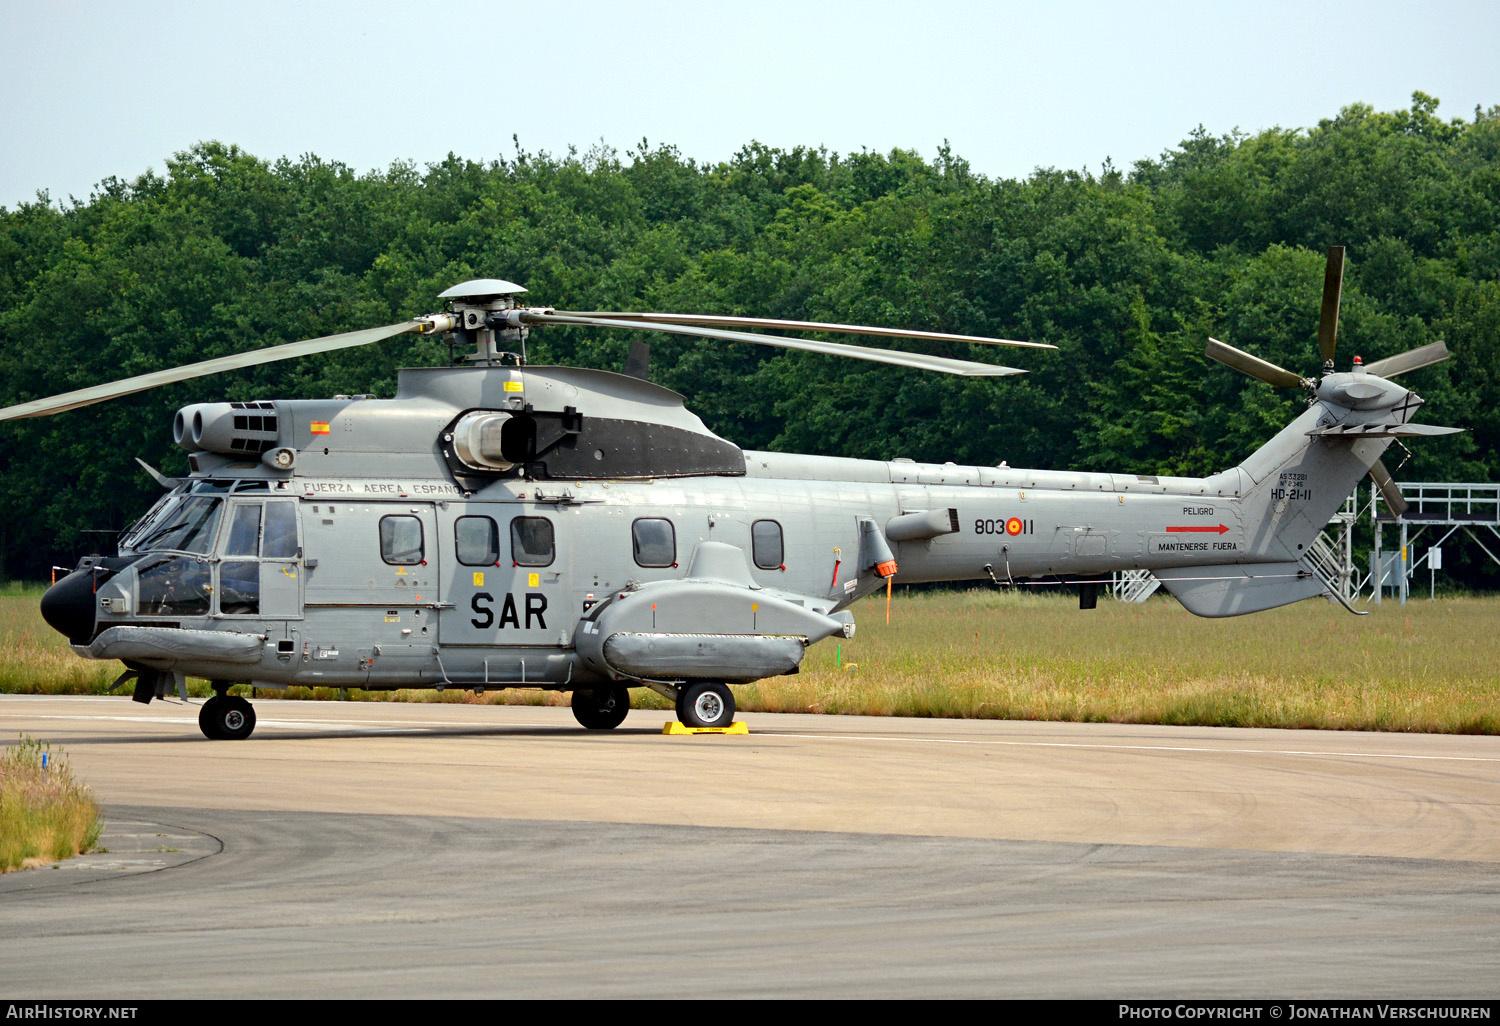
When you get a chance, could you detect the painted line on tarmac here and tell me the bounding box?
[10,714,423,734]
[9,711,1496,765]
[759,731,1500,765]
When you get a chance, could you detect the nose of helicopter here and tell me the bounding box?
[39,555,142,644]
[40,570,100,644]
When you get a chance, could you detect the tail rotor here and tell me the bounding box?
[1205,245,1455,516]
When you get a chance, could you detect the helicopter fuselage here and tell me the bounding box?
[64,452,1265,691]
[39,358,1418,728]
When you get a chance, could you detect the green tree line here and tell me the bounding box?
[1,93,1497,583]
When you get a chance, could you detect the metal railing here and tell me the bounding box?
[1370,482,1500,604]
[1381,483,1500,524]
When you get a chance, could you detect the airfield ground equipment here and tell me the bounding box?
[2,250,1459,738]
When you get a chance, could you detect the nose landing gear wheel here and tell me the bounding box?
[571,686,630,730]
[199,695,256,740]
[677,682,735,729]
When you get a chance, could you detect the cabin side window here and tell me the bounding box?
[456,516,499,566]
[510,516,554,567]
[380,515,424,565]
[632,518,676,568]
[751,519,784,569]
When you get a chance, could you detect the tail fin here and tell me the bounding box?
[1156,401,1390,617]
[1234,401,1390,558]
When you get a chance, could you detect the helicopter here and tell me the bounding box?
[2,247,1458,740]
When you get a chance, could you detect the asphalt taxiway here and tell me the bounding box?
[1,695,1496,998]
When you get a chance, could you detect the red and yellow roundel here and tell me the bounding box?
[1005,517,1024,536]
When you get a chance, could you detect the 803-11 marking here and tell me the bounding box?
[974,518,1033,536]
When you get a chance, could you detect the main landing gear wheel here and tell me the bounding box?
[199,695,256,740]
[571,686,630,730]
[677,682,735,729]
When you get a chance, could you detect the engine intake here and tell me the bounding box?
[175,402,281,456]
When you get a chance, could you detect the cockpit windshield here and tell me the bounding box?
[119,493,185,551]
[126,497,224,554]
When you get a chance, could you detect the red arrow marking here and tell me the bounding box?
[1166,524,1229,535]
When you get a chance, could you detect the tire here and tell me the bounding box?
[198,698,224,740]
[201,694,256,740]
[677,682,735,729]
[571,686,630,730]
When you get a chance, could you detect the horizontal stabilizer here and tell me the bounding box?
[1155,563,1324,618]
[1306,423,1463,438]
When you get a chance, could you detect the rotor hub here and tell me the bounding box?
[437,280,532,365]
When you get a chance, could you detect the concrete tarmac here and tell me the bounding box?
[2,694,1497,998]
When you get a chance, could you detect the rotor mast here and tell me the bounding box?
[417,278,539,366]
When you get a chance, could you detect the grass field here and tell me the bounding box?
[0,734,103,873]
[2,581,1496,734]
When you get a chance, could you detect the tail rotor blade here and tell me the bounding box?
[1317,246,1345,369]
[1369,458,1409,518]
[1363,340,1450,379]
[1205,338,1307,389]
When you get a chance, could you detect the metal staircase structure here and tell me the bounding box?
[1305,494,1359,604]
[1111,568,1161,604]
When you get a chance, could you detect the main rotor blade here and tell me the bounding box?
[0,321,421,421]
[529,312,1026,376]
[1363,340,1450,379]
[1205,338,1307,389]
[1369,458,1409,518]
[1317,246,1345,368]
[552,310,1055,350]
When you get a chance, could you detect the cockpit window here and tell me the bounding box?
[119,493,186,550]
[262,501,298,559]
[131,497,224,554]
[224,505,262,557]
[136,555,212,616]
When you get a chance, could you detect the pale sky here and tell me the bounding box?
[3,0,1497,209]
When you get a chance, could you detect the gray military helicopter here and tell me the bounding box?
[3,247,1458,739]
